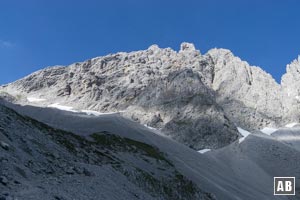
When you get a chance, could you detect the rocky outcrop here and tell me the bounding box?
[281,56,300,122]
[0,43,240,150]
[207,49,284,130]
[1,42,299,150]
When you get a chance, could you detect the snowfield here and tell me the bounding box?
[260,127,278,135]
[198,149,211,154]
[27,97,46,102]
[48,103,78,113]
[285,122,300,128]
[143,124,157,130]
[237,127,251,143]
[82,109,120,116]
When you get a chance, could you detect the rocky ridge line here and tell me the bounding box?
[1,42,299,150]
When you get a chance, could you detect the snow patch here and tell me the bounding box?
[48,103,78,113]
[143,124,157,130]
[198,149,211,154]
[238,137,246,143]
[82,110,121,116]
[285,123,299,128]
[276,135,300,141]
[260,127,278,135]
[237,127,251,143]
[27,97,46,102]
[237,127,251,137]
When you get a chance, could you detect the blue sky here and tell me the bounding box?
[0,0,300,84]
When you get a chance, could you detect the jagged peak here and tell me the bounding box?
[147,44,160,51]
[291,55,300,65]
[206,48,234,57]
[179,42,196,52]
[149,42,198,54]
[281,56,300,85]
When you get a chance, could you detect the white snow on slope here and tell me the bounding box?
[48,103,78,113]
[260,127,278,135]
[237,127,251,143]
[275,135,300,141]
[82,110,119,116]
[27,97,46,102]
[198,149,211,154]
[285,123,299,128]
[143,124,157,130]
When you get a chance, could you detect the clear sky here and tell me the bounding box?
[1,0,300,84]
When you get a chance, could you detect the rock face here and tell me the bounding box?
[0,42,299,150]
[281,56,300,122]
[207,49,284,130]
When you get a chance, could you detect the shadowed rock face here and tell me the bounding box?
[0,42,299,150]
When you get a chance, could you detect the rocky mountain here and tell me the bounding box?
[1,42,300,150]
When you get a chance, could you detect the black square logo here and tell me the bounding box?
[274,177,295,195]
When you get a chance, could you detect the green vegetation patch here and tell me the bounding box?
[91,132,173,166]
